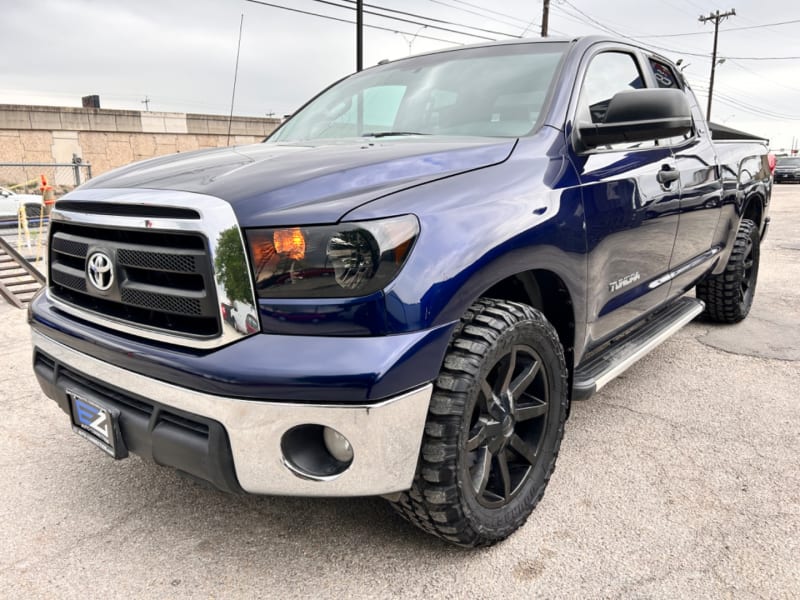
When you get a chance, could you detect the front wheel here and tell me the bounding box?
[696,218,760,323]
[390,298,568,547]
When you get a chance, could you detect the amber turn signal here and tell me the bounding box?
[273,227,306,260]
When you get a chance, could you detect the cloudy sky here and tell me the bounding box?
[2,0,799,150]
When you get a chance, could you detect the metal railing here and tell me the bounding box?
[0,235,45,308]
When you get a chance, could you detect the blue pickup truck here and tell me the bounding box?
[29,36,772,547]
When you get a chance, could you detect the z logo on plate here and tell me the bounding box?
[74,399,110,442]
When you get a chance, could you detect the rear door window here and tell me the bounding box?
[649,58,680,89]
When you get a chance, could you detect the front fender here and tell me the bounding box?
[347,131,588,343]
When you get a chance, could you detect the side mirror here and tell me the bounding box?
[577,88,692,149]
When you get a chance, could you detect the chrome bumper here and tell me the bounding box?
[33,331,432,496]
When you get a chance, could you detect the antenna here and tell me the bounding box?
[227,13,245,146]
[141,96,151,111]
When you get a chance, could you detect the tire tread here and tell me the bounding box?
[389,298,568,547]
[697,218,760,323]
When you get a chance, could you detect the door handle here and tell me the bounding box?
[657,166,680,186]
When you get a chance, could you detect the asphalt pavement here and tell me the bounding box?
[1,186,798,599]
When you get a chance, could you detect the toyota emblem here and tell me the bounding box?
[87,251,114,291]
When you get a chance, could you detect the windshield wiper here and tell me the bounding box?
[361,131,430,138]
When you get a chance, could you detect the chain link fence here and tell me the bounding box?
[0,161,92,195]
[0,161,92,263]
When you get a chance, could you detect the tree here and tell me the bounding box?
[214,226,252,305]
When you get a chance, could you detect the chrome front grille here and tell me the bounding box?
[45,190,260,349]
[49,221,220,337]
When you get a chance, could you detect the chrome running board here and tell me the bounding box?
[573,297,705,400]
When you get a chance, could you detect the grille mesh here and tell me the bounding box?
[52,237,89,258]
[121,288,202,316]
[51,269,87,292]
[117,249,197,273]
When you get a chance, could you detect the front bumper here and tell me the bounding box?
[33,330,432,496]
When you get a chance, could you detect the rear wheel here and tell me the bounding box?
[390,298,568,547]
[696,218,760,323]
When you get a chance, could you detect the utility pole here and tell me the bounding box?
[356,0,363,71]
[141,96,151,111]
[541,0,550,37]
[699,8,735,122]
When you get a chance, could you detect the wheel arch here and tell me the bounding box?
[481,269,577,400]
[741,191,765,231]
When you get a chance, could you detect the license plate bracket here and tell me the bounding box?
[68,390,128,459]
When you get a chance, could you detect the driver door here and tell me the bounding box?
[569,50,681,347]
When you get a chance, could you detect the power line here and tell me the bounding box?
[691,69,800,111]
[727,59,800,94]
[721,55,800,61]
[336,0,522,39]
[243,0,465,45]
[552,2,800,61]
[705,94,800,122]
[305,0,497,41]
[689,81,800,120]
[639,18,800,38]
[435,0,534,27]
[249,0,800,67]
[427,0,532,32]
[715,98,800,123]
[727,8,800,41]
[558,0,630,37]
[428,0,570,36]
[555,0,795,59]
[554,1,707,57]
[227,13,245,145]
[554,0,703,55]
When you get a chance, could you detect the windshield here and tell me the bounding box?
[271,42,567,142]
[777,157,800,166]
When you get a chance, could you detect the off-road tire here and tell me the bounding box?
[696,218,760,323]
[389,298,568,547]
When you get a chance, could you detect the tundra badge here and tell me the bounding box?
[609,272,641,292]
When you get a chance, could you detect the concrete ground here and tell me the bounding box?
[1,186,798,599]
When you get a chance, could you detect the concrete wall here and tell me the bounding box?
[0,104,281,176]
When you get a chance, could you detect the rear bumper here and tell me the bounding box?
[33,330,432,496]
[774,172,800,182]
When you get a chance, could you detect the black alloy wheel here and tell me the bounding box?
[740,231,758,310]
[465,344,549,509]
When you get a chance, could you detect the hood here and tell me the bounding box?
[81,137,516,226]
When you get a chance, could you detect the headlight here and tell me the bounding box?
[246,215,419,299]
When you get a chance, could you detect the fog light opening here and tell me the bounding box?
[280,424,354,481]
